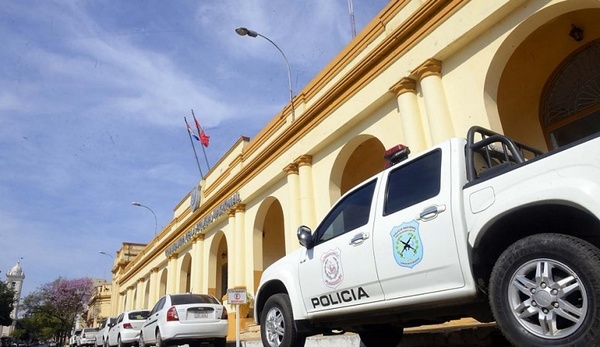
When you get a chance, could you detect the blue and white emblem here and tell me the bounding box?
[390,220,423,268]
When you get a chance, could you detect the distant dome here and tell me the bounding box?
[7,261,24,278]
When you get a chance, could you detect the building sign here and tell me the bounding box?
[227,288,247,305]
[165,192,241,257]
[190,185,201,212]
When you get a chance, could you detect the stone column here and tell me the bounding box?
[126,286,134,310]
[167,254,178,294]
[295,155,316,229]
[283,163,301,253]
[149,267,159,306]
[413,59,454,144]
[136,278,145,309]
[190,234,205,293]
[234,204,246,287]
[389,77,427,152]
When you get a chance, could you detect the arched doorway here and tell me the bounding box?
[208,231,228,301]
[494,7,600,149]
[253,197,286,291]
[541,39,600,148]
[159,269,168,298]
[179,253,192,293]
[330,135,386,203]
[144,280,150,309]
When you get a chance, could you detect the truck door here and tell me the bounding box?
[373,145,465,300]
[298,178,385,313]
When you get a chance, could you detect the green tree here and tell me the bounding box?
[0,281,16,326]
[22,278,94,345]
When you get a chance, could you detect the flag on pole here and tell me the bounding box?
[185,118,200,142]
[192,113,210,147]
[184,117,204,178]
[199,130,210,147]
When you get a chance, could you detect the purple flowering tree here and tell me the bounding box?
[22,277,94,344]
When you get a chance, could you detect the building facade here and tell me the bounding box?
[84,280,112,328]
[107,0,600,327]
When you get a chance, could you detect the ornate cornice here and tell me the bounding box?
[413,58,442,80]
[294,155,313,167]
[234,204,246,213]
[389,77,417,96]
[283,163,299,175]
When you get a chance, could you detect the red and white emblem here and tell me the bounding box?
[321,248,344,289]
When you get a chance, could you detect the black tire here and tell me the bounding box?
[260,293,306,347]
[212,338,226,347]
[136,335,143,347]
[490,233,600,347]
[154,331,163,347]
[116,337,123,347]
[358,325,403,347]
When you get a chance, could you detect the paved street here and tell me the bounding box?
[231,319,511,346]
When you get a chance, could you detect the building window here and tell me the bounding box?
[541,39,600,149]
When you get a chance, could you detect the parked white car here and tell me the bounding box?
[139,293,228,347]
[77,328,99,347]
[108,310,150,347]
[69,330,81,347]
[95,317,117,347]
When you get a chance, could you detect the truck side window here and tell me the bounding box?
[317,179,377,243]
[384,149,441,215]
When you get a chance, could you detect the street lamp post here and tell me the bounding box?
[99,251,113,258]
[98,251,113,283]
[131,202,158,236]
[235,27,295,121]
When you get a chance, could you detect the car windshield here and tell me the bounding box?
[171,294,218,305]
[128,311,150,320]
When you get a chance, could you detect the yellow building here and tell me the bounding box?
[107,0,600,330]
[85,280,112,328]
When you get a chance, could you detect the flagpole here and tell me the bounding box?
[191,109,211,170]
[184,117,204,178]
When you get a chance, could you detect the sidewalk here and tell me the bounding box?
[227,319,510,346]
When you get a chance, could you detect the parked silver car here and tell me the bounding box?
[96,317,117,347]
[139,293,228,347]
[108,310,150,347]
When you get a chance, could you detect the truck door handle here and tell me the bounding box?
[349,232,370,245]
[418,204,446,221]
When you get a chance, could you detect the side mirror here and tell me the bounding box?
[297,225,314,249]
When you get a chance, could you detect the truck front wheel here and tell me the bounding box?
[261,294,306,347]
[490,233,600,346]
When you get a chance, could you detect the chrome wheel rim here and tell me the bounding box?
[508,258,588,339]
[264,306,285,347]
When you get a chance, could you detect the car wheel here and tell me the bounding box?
[261,293,306,347]
[137,334,144,347]
[358,325,403,347]
[155,331,164,347]
[117,336,123,347]
[490,233,600,347]
[212,338,226,347]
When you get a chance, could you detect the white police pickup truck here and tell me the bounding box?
[254,126,600,347]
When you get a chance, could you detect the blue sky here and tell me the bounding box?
[0,1,389,297]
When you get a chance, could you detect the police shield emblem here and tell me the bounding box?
[390,220,424,268]
[321,248,344,289]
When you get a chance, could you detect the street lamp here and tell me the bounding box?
[131,202,158,236]
[235,27,295,121]
[99,251,113,282]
